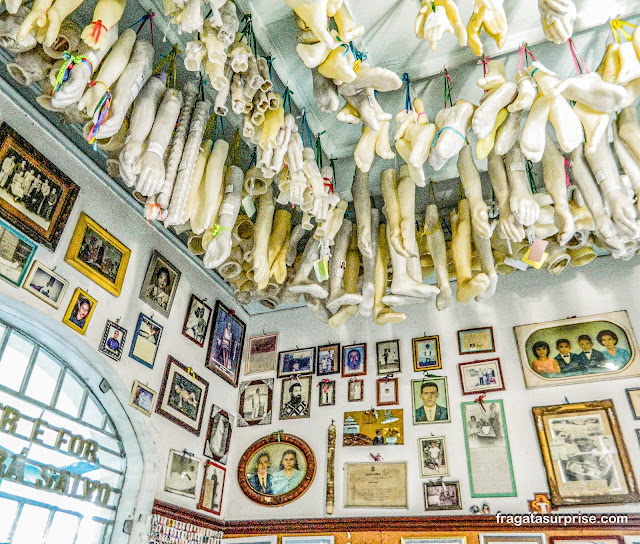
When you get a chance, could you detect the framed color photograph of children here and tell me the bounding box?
[129,313,163,369]
[342,343,366,377]
[22,260,68,308]
[412,335,442,371]
[62,288,97,335]
[98,319,127,361]
[139,250,181,318]
[206,300,246,387]
[317,343,340,376]
[182,294,212,347]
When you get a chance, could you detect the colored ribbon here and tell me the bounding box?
[567,38,589,75]
[300,109,313,149]
[564,157,572,188]
[431,125,466,147]
[282,86,293,113]
[610,18,636,43]
[315,130,326,168]
[474,393,487,411]
[90,20,107,43]
[240,14,257,55]
[322,177,334,193]
[443,68,454,108]
[265,55,275,79]
[87,88,112,147]
[186,367,195,378]
[402,72,411,112]
[271,430,284,442]
[525,159,537,193]
[209,223,230,239]
[53,52,94,92]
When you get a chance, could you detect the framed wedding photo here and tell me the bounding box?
[182,294,211,347]
[139,250,181,318]
[412,335,442,371]
[317,343,340,376]
[376,339,400,375]
[22,260,68,308]
[246,333,278,375]
[423,481,462,510]
[206,300,246,387]
[164,449,200,498]
[237,379,274,427]
[278,346,315,378]
[98,319,127,361]
[458,327,495,355]
[458,358,505,395]
[0,218,36,286]
[62,288,97,335]
[342,343,367,377]
[129,313,163,369]
[418,436,449,477]
[348,379,364,402]
[129,380,157,416]
[377,377,399,406]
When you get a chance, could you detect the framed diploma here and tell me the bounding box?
[344,462,408,508]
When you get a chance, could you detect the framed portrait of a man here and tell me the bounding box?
[206,300,246,387]
[411,377,450,425]
[198,460,226,515]
[280,376,312,420]
[204,405,234,464]
[182,294,211,347]
[139,250,181,318]
[98,319,127,361]
[62,288,97,335]
[342,343,367,377]
[237,379,274,427]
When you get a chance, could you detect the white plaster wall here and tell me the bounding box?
[229,255,640,520]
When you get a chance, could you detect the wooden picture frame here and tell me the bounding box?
[402,539,466,544]
[203,405,234,464]
[418,436,449,477]
[318,380,336,406]
[62,287,97,335]
[532,399,640,507]
[282,538,335,544]
[98,319,127,361]
[412,335,442,372]
[348,379,364,402]
[0,123,79,251]
[246,333,278,375]
[0,218,37,287]
[198,460,226,515]
[139,250,181,317]
[458,358,505,395]
[480,535,546,544]
[237,379,274,427]
[550,538,622,544]
[377,377,399,406]
[237,433,316,506]
[280,376,312,420]
[423,480,462,510]
[156,356,209,436]
[129,380,157,416]
[344,462,407,508]
[458,327,495,355]
[164,449,200,498]
[22,260,68,308]
[342,343,367,377]
[343,409,404,446]
[278,346,315,378]
[376,339,400,375]
[206,300,246,387]
[411,377,450,424]
[182,294,212,347]
[627,387,640,420]
[129,313,163,369]
[317,343,340,376]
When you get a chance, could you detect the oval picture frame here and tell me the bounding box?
[237,433,315,506]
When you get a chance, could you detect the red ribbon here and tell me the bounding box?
[567,38,589,75]
[90,20,107,42]
[474,393,487,411]
[564,157,572,187]
[322,177,334,193]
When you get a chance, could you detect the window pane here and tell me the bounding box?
[12,504,50,544]
[47,511,80,544]
[0,497,19,541]
[76,517,104,544]
[55,371,85,418]
[25,350,61,405]
[81,395,105,428]
[0,331,34,391]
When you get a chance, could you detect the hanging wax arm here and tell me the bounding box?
[380,168,408,257]
[191,138,230,234]
[429,100,476,171]
[487,150,525,243]
[0,6,38,53]
[252,186,276,290]
[181,139,212,223]
[457,144,492,238]
[81,0,126,49]
[351,167,373,259]
[325,219,352,312]
[423,204,452,310]
[471,229,497,301]
[505,144,540,227]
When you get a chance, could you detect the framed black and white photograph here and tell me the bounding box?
[182,294,212,347]
[164,449,200,499]
[348,379,364,402]
[198,460,226,515]
[418,436,449,477]
[0,218,37,287]
[129,380,157,416]
[377,377,399,406]
[129,313,163,369]
[204,405,234,464]
[278,347,315,378]
[376,340,400,375]
[423,480,462,510]
[206,300,246,387]
[139,250,181,318]
[238,379,274,427]
[280,376,312,420]
[246,333,278,375]
[316,343,340,376]
[98,319,127,361]
[22,260,68,308]
[318,380,336,406]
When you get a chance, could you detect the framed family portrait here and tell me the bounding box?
[0,123,79,251]
[182,294,211,347]
[342,343,366,377]
[204,405,234,464]
[206,300,246,387]
[515,311,640,389]
[458,358,505,395]
[278,346,315,378]
[62,288,97,335]
[318,380,336,406]
[246,333,278,375]
[343,409,404,446]
[98,319,127,361]
[280,376,312,420]
[65,213,130,297]
[129,313,163,368]
[164,449,200,498]
[237,379,274,427]
[376,339,400,374]
[411,377,450,424]
[317,343,340,376]
[198,460,226,516]
[0,218,36,287]
[419,436,449,477]
[412,335,442,371]
[626,387,640,420]
[377,377,399,406]
[458,327,495,354]
[344,462,407,508]
[237,432,316,506]
[128,380,157,416]
[532,399,639,507]
[22,260,68,308]
[139,250,181,317]
[156,356,209,436]
[348,379,364,402]
[423,481,462,510]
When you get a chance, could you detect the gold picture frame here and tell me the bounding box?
[532,399,640,507]
[65,212,130,297]
[62,287,97,335]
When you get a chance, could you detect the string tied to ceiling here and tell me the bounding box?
[152,45,180,88]
[229,128,242,167]
[300,108,314,149]
[240,13,257,56]
[443,68,454,108]
[204,113,218,140]
[282,86,294,113]
[430,125,466,148]
[348,41,367,72]
[401,72,412,112]
[130,11,155,45]
[609,18,636,43]
[265,55,275,79]
[525,158,537,194]
[567,37,589,75]
[249,147,257,168]
[329,157,337,189]
[517,42,536,72]
[315,130,327,168]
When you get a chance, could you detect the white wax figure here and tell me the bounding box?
[7,47,53,86]
[487,149,525,242]
[458,145,492,238]
[424,204,452,310]
[472,79,517,140]
[326,219,353,311]
[252,186,276,290]
[0,6,38,53]
[359,208,379,317]
[494,110,523,156]
[429,100,475,171]
[183,139,212,223]
[394,99,436,179]
[466,0,508,57]
[288,236,329,299]
[351,167,373,259]
[328,228,363,327]
[504,144,540,226]
[415,0,466,49]
[266,209,292,284]
[538,0,575,44]
[520,95,550,163]
[541,134,575,245]
[380,168,409,257]
[81,0,126,49]
[374,223,406,325]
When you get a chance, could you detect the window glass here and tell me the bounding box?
[0,497,19,540]
[54,371,85,418]
[12,504,50,544]
[24,350,61,405]
[0,331,34,391]
[47,511,80,544]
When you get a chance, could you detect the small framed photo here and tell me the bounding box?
[0,218,37,287]
[402,539,466,544]
[278,347,315,378]
[411,377,450,424]
[246,333,278,375]
[423,480,462,510]
[62,288,97,335]
[348,379,364,402]
[283,538,334,544]
[458,358,505,395]
[237,379,274,427]
[418,436,449,477]
[627,387,640,420]
[280,375,312,420]
[318,380,336,406]
[458,326,495,355]
[98,319,127,361]
[376,339,400,375]
[377,377,399,406]
[182,294,211,347]
[164,449,200,498]
[129,380,157,416]
[317,343,340,376]
[139,250,181,318]
[481,535,546,544]
[22,260,68,308]
[412,335,442,371]
[129,313,163,369]
[342,343,367,377]
[551,538,621,544]
[206,300,246,387]
[198,460,226,515]
[204,405,234,464]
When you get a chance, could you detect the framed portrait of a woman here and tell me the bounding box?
[206,300,246,387]
[139,250,181,318]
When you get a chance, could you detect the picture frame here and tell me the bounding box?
[164,449,200,498]
[98,319,127,361]
[0,123,79,251]
[0,218,37,287]
[629,387,640,420]
[283,537,335,544]
[316,343,340,376]
[280,375,312,420]
[318,380,336,406]
[237,432,316,506]
[139,250,181,317]
[412,335,442,372]
[458,326,495,355]
[62,287,97,335]
[411,377,450,424]
[237,379,274,427]
[65,213,130,297]
[515,311,640,389]
[377,377,399,406]
[458,358,505,395]
[480,535,546,544]
[624,538,640,544]
[277,346,315,378]
[342,343,367,377]
[182,294,212,347]
[203,405,234,464]
[246,333,278,375]
[550,538,622,544]
[156,356,209,436]
[418,436,449,477]
[343,409,404,446]
[223,538,277,544]
[532,399,639,507]
[198,460,226,515]
[206,300,246,387]
[22,260,68,308]
[344,462,407,508]
[402,539,466,544]
[423,480,462,510]
[129,313,163,369]
[348,379,364,402]
[128,380,157,416]
[376,339,400,375]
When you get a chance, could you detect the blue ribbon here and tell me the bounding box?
[300,109,313,149]
[431,126,466,147]
[282,86,293,113]
[402,72,411,113]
